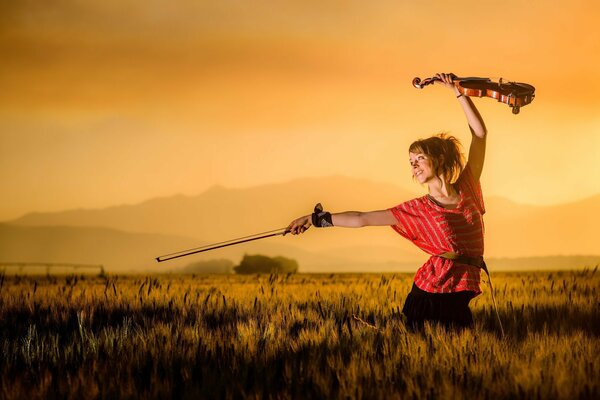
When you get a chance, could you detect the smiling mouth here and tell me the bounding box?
[415,170,423,177]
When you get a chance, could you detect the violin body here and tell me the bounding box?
[412,75,535,114]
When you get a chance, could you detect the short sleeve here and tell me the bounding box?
[457,164,485,215]
[388,200,419,241]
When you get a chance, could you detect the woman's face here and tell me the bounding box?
[409,152,435,184]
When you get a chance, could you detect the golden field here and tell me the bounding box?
[0,269,598,399]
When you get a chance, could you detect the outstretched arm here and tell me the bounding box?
[436,73,487,181]
[287,209,396,235]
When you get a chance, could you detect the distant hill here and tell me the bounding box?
[7,176,417,241]
[5,176,425,264]
[3,176,599,268]
[484,195,600,257]
[0,224,200,272]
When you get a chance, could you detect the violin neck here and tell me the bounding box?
[413,75,489,89]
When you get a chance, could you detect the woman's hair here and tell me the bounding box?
[409,133,465,184]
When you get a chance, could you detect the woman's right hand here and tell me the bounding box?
[286,215,312,235]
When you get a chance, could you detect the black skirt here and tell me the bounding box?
[402,283,477,330]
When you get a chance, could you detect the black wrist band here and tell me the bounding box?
[456,93,464,98]
[311,203,334,228]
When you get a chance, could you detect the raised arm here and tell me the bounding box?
[286,209,396,235]
[436,73,487,181]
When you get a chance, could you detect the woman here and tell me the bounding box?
[287,72,488,330]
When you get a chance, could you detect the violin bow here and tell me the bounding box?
[156,227,290,262]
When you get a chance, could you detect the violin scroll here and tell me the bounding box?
[412,76,438,89]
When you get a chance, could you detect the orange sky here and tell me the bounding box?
[1,1,599,221]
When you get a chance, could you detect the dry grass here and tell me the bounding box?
[0,268,598,399]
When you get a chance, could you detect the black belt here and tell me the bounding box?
[437,252,489,274]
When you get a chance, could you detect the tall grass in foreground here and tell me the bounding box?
[0,269,598,399]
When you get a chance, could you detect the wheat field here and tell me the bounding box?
[0,268,598,399]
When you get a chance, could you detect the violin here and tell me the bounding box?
[412,74,535,114]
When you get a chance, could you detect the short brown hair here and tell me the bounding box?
[409,133,465,184]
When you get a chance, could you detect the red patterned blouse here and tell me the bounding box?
[389,165,484,294]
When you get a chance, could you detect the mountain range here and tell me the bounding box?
[1,176,598,272]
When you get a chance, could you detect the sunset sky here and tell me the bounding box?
[1,0,599,221]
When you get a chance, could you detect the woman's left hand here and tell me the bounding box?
[435,72,460,94]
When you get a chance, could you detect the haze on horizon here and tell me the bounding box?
[1,1,599,221]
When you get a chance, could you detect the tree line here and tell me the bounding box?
[180,254,298,274]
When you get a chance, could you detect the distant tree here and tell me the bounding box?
[181,259,234,274]
[234,254,299,274]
